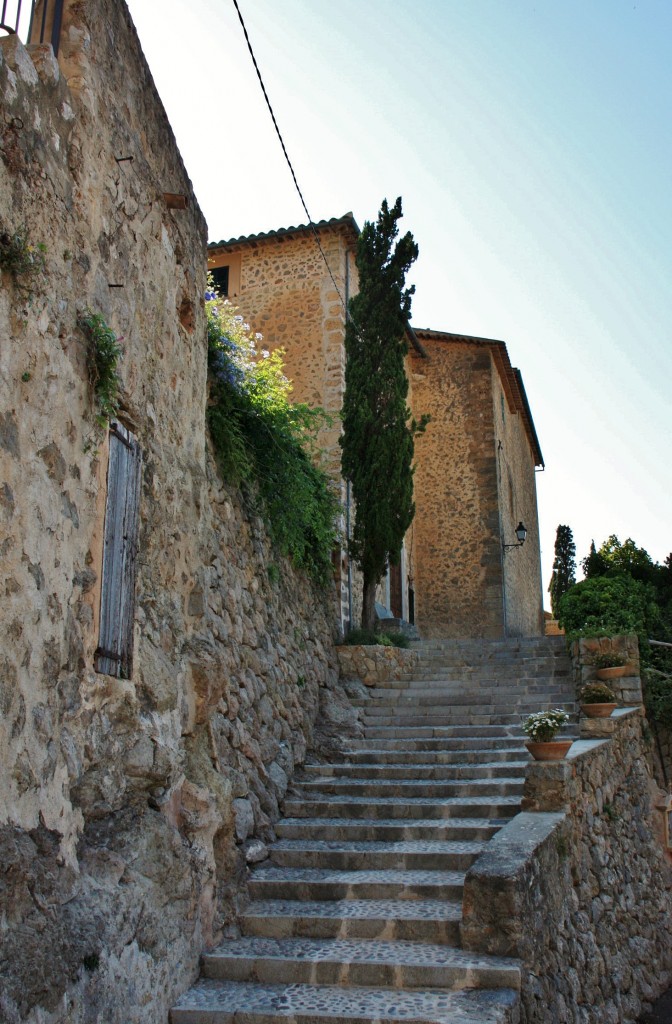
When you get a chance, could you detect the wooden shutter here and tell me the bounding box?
[95,422,142,678]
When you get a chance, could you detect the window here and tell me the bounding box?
[207,252,241,298]
[95,422,142,679]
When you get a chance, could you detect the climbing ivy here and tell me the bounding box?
[206,285,339,585]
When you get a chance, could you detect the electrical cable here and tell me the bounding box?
[231,0,349,316]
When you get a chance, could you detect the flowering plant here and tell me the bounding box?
[205,278,339,584]
[522,708,569,743]
[579,682,615,704]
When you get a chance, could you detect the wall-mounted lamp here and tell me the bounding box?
[503,521,527,550]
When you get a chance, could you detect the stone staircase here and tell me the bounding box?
[171,636,574,1024]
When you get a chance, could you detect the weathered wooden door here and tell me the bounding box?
[95,422,142,678]
[389,562,403,619]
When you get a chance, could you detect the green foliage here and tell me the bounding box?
[643,649,672,728]
[339,197,427,629]
[583,534,657,586]
[206,287,338,585]
[558,575,654,641]
[78,309,124,427]
[0,224,47,298]
[548,524,576,618]
[579,682,616,704]
[343,628,410,649]
[592,652,625,669]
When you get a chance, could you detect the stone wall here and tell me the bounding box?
[336,644,419,687]
[0,7,340,1023]
[462,709,672,1023]
[491,363,544,638]
[408,339,505,638]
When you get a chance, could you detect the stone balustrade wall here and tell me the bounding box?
[462,709,672,1023]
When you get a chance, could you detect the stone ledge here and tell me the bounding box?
[579,704,643,739]
[462,811,565,956]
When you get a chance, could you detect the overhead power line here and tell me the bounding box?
[231,0,349,314]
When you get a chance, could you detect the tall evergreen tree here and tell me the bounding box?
[548,524,577,618]
[340,198,426,631]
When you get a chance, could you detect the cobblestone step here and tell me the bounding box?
[281,794,522,820]
[275,816,506,842]
[291,778,524,799]
[268,838,486,871]
[343,736,526,751]
[247,866,468,901]
[171,978,521,1024]
[339,747,527,764]
[241,897,464,943]
[357,724,524,739]
[302,761,528,779]
[200,936,521,991]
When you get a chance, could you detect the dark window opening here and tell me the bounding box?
[211,265,230,297]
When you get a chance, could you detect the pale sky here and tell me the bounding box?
[125,0,672,595]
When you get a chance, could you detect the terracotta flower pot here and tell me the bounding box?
[581,702,617,718]
[525,740,573,761]
[595,665,635,681]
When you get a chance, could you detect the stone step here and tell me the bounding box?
[291,778,524,799]
[302,761,528,780]
[268,838,485,871]
[360,688,573,703]
[247,865,468,901]
[344,736,526,751]
[359,713,570,728]
[340,748,527,765]
[200,936,521,991]
[241,897,464,944]
[281,794,521,820]
[170,978,521,1024]
[275,816,506,842]
[358,724,523,739]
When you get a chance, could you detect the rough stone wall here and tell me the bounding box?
[491,364,544,636]
[408,340,504,638]
[463,711,672,1023]
[0,8,339,1023]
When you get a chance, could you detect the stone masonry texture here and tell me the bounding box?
[0,6,341,1022]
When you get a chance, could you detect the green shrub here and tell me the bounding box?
[558,575,654,641]
[343,628,410,649]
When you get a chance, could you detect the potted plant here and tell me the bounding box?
[579,682,617,718]
[593,652,634,681]
[522,708,572,761]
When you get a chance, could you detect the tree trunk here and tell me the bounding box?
[361,579,377,632]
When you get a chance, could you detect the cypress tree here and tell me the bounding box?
[548,524,577,618]
[340,198,426,631]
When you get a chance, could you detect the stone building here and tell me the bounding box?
[209,223,545,638]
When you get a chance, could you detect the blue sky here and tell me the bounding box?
[126,0,672,596]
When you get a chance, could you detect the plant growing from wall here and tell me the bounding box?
[0,224,47,298]
[206,287,339,585]
[78,309,124,427]
[339,197,428,632]
[548,524,576,618]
